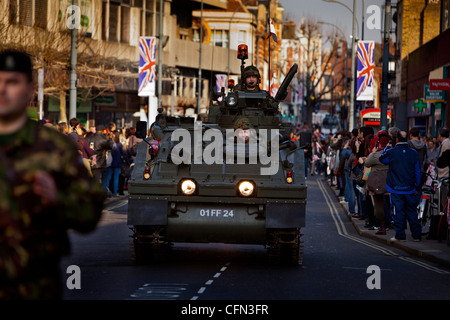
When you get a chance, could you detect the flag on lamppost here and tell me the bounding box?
[138,37,157,96]
[267,19,278,43]
[356,40,375,101]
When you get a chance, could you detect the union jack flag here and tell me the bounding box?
[356,41,375,101]
[215,74,227,92]
[138,37,157,96]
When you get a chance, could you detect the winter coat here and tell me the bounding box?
[85,133,113,169]
[408,139,427,171]
[379,143,421,194]
[110,143,123,168]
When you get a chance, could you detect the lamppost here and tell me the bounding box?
[323,0,358,130]
[380,0,392,130]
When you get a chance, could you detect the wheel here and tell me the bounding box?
[130,226,171,264]
[267,228,303,266]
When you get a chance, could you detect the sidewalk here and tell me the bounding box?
[103,191,129,208]
[325,179,450,268]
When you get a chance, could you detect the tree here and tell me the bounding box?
[296,16,346,127]
[0,0,129,122]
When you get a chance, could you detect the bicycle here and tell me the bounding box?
[417,173,449,242]
[417,172,440,228]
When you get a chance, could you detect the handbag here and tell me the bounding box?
[367,169,387,194]
[353,164,366,187]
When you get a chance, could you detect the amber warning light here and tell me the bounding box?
[237,44,248,60]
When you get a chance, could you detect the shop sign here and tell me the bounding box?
[430,79,450,91]
[424,83,446,102]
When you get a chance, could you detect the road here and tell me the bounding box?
[61,176,450,306]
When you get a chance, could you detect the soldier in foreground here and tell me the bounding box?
[0,49,104,299]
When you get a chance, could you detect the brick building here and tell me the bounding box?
[394,0,449,137]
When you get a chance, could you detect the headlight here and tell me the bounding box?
[226,93,238,106]
[181,179,196,195]
[238,181,254,197]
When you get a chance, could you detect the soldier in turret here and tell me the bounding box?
[241,65,261,92]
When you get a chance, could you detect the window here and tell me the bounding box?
[19,0,33,26]
[442,0,450,31]
[211,29,229,48]
[102,1,108,40]
[121,5,131,43]
[238,30,246,44]
[9,0,18,24]
[109,3,119,42]
[34,0,47,29]
[145,0,155,36]
[194,29,229,48]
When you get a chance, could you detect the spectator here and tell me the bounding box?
[85,124,113,187]
[437,127,450,209]
[57,122,68,135]
[388,127,400,147]
[408,127,428,177]
[437,127,450,176]
[341,138,355,213]
[426,139,439,168]
[104,132,124,197]
[379,131,422,241]
[68,118,95,176]
[108,121,117,134]
[365,131,390,235]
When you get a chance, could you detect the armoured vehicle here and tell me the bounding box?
[127,46,307,265]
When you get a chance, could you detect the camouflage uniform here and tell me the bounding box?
[0,119,105,299]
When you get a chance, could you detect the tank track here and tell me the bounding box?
[267,228,304,265]
[130,226,172,264]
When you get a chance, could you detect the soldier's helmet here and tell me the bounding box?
[243,65,260,80]
[234,117,252,130]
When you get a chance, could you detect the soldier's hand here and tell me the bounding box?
[32,171,58,206]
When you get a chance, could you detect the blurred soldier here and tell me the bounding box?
[0,49,104,299]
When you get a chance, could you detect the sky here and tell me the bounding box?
[277,0,393,44]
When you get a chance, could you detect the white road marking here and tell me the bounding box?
[317,179,450,275]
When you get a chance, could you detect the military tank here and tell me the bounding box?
[127,46,307,265]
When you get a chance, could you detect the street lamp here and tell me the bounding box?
[323,0,357,130]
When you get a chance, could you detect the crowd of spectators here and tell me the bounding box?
[299,124,450,241]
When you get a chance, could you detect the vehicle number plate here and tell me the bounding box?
[198,209,234,218]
